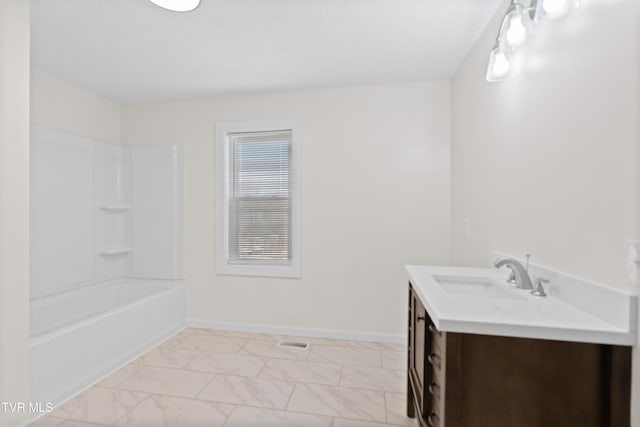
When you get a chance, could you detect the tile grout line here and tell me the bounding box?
[252,355,271,379]
[235,336,252,354]
[218,402,341,426]
[219,403,239,427]
[193,372,218,400]
[256,387,400,419]
[304,343,312,361]
[108,392,152,426]
[282,379,299,411]
[383,390,390,425]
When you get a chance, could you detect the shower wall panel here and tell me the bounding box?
[31,127,94,299]
[31,126,184,300]
[131,145,184,279]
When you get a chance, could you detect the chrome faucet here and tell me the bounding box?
[493,257,533,290]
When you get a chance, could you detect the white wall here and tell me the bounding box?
[451,0,640,423]
[31,69,121,146]
[0,0,30,425]
[122,82,451,339]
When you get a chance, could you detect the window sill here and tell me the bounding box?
[216,263,301,279]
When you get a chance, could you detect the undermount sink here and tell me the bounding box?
[433,275,524,299]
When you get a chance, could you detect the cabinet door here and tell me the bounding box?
[446,334,630,427]
[407,290,428,418]
[414,297,426,389]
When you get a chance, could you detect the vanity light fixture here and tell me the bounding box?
[540,0,570,19]
[485,0,578,82]
[148,0,200,12]
[503,1,530,48]
[486,43,511,82]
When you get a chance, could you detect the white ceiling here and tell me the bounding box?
[31,0,502,104]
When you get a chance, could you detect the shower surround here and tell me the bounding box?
[29,126,185,406]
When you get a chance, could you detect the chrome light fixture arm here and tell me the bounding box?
[485,0,578,82]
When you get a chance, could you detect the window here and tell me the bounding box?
[216,120,301,278]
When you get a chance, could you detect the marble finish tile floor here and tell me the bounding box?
[31,328,415,427]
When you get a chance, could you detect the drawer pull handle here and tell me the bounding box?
[417,316,425,322]
[427,411,439,427]
[428,324,442,337]
[427,353,441,370]
[428,382,441,399]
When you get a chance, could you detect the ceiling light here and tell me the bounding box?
[486,44,511,82]
[148,0,200,12]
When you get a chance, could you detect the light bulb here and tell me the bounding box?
[486,47,511,82]
[492,52,510,77]
[542,0,569,18]
[148,0,200,12]
[505,14,528,48]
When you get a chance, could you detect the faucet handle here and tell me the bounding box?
[531,278,549,297]
[505,265,517,285]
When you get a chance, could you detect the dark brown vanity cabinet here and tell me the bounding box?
[407,283,632,427]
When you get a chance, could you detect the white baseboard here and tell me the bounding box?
[187,319,407,344]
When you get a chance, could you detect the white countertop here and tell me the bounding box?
[405,265,637,346]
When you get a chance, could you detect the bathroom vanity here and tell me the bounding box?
[405,264,637,427]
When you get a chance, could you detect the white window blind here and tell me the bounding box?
[227,130,292,264]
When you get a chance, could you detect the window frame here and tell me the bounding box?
[215,120,301,278]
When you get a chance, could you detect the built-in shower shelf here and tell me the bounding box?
[99,204,131,212]
[98,248,131,256]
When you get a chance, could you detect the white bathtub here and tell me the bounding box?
[30,278,185,406]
